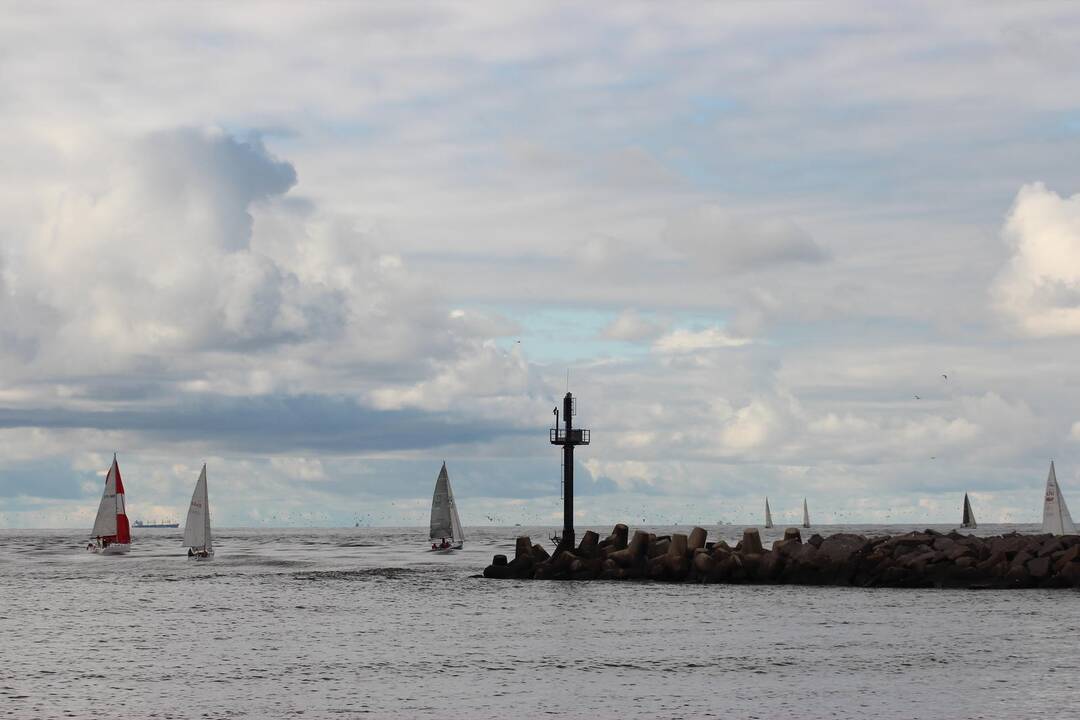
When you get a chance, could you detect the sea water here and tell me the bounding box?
[2,524,1078,719]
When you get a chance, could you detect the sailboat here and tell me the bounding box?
[182,464,214,559]
[1042,460,1076,536]
[89,454,131,554]
[802,498,811,529]
[429,462,464,552]
[960,492,977,529]
[764,498,773,529]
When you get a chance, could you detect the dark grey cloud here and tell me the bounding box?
[0,395,527,454]
[137,128,297,252]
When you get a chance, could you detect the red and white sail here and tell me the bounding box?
[91,455,131,546]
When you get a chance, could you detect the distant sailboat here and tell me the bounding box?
[1042,461,1076,536]
[961,492,977,529]
[429,462,465,551]
[89,455,131,554]
[182,464,214,559]
[802,498,811,529]
[764,498,774,529]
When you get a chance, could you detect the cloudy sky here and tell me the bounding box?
[4,3,1080,528]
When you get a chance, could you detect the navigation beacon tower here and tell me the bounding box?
[550,391,590,555]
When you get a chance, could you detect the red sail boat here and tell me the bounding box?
[89,454,131,554]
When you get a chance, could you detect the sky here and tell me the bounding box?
[4,2,1080,528]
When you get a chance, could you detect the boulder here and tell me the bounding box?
[669,533,689,558]
[932,536,956,553]
[531,544,551,562]
[808,534,824,548]
[1038,538,1065,557]
[578,530,600,558]
[605,524,630,551]
[1004,563,1032,587]
[693,551,717,579]
[757,550,784,581]
[1057,560,1080,587]
[493,554,508,566]
[515,536,533,560]
[648,538,671,559]
[483,563,509,579]
[1027,555,1051,580]
[1053,544,1080,572]
[815,533,872,584]
[627,530,650,557]
[742,528,764,555]
[783,528,802,543]
[688,527,708,552]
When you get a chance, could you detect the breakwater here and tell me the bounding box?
[483,524,1080,588]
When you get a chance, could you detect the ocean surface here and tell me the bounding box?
[2,523,1078,720]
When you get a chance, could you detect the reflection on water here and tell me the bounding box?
[1,525,1078,719]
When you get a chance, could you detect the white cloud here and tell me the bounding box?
[600,309,667,342]
[663,205,827,272]
[653,327,750,353]
[994,183,1080,336]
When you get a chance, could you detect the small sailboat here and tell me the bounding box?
[960,492,977,529]
[89,454,131,555]
[764,498,774,529]
[1042,460,1076,536]
[429,462,464,552]
[182,464,214,559]
[802,498,811,529]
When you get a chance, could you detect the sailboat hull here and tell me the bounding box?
[188,550,215,561]
[94,543,131,555]
[429,542,463,553]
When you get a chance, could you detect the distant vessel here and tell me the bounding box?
[429,462,464,552]
[764,498,773,529]
[961,493,977,529]
[1042,461,1076,536]
[133,520,179,529]
[802,498,811,529]
[183,464,214,559]
[89,455,131,555]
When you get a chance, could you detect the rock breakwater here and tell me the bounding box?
[483,525,1080,588]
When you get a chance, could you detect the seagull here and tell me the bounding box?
[942,374,948,381]
[914,394,921,400]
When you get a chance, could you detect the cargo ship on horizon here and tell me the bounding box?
[133,519,179,529]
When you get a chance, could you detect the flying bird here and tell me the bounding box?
[942,374,948,381]
[914,394,921,400]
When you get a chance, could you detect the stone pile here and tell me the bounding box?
[483,524,1080,589]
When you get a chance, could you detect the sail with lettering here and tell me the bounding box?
[182,464,214,558]
[802,498,811,529]
[961,493,977,529]
[89,455,131,554]
[429,462,464,551]
[1042,461,1076,536]
[764,498,773,529]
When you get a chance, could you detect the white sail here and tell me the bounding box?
[961,493,977,529]
[802,498,811,529]
[764,498,773,529]
[449,478,465,546]
[183,464,212,550]
[91,458,119,538]
[429,463,454,540]
[1042,461,1076,536]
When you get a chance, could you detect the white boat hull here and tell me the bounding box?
[90,543,130,555]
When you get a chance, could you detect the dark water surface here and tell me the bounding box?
[2,524,1079,719]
